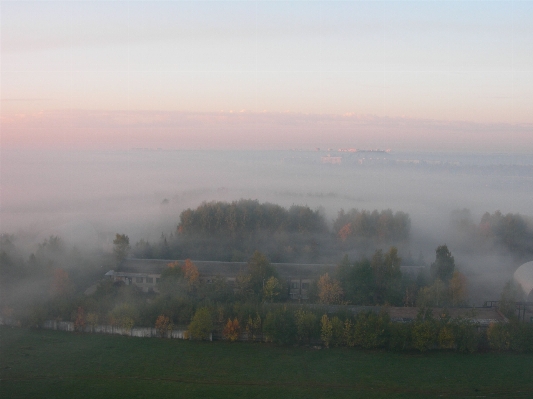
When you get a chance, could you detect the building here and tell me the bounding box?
[105,259,334,298]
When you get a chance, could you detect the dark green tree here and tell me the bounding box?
[430,245,455,282]
[245,251,278,300]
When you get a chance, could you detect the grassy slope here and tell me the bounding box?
[1,327,532,399]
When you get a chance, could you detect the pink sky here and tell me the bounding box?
[2,109,531,153]
[1,1,532,153]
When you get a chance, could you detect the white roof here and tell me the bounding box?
[513,261,533,298]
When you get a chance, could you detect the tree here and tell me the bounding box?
[430,245,455,282]
[245,313,262,341]
[109,303,137,330]
[74,307,86,332]
[449,271,468,306]
[113,234,130,265]
[295,309,318,345]
[412,308,438,352]
[188,307,213,340]
[244,251,278,300]
[263,276,282,303]
[263,307,297,345]
[372,247,401,304]
[155,315,171,338]
[222,318,241,342]
[320,314,333,348]
[317,273,344,304]
[182,259,200,292]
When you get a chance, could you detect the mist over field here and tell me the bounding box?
[2,149,532,301]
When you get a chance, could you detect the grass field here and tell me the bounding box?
[1,327,532,398]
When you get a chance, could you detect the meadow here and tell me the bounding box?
[1,327,532,398]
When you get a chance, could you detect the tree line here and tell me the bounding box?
[451,209,533,259]
[131,200,411,262]
[7,237,531,354]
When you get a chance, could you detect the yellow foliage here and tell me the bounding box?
[317,273,344,304]
[438,325,455,349]
[223,318,241,342]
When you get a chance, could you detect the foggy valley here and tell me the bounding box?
[2,2,533,395]
[2,148,532,305]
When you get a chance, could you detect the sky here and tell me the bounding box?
[1,1,532,152]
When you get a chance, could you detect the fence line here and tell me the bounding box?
[40,320,210,340]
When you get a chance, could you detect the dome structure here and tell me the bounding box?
[513,261,533,301]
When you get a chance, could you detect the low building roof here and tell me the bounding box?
[116,258,334,279]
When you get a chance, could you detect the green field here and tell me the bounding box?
[1,327,532,398]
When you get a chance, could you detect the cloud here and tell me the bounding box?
[1,109,532,153]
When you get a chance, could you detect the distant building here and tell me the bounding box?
[105,259,333,299]
[321,156,342,164]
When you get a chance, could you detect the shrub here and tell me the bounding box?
[295,309,319,345]
[155,314,171,338]
[452,319,480,353]
[320,314,332,348]
[388,322,411,351]
[354,311,389,349]
[188,307,213,340]
[508,321,533,353]
[245,313,262,341]
[109,303,138,330]
[343,319,355,347]
[412,320,438,352]
[223,318,241,342]
[330,316,345,347]
[487,322,510,351]
[74,307,86,332]
[437,324,455,350]
[263,306,297,345]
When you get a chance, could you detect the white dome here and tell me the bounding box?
[513,261,533,300]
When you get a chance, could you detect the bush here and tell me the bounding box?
[452,319,480,353]
[388,322,411,351]
[353,311,390,349]
[320,314,332,348]
[188,307,213,340]
[222,318,241,342]
[294,309,319,345]
[109,303,138,330]
[264,306,297,345]
[508,321,533,353]
[155,315,171,338]
[487,322,510,351]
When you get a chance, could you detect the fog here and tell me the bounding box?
[2,148,532,302]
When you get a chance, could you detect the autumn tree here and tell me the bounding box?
[317,273,344,304]
[263,276,282,303]
[222,318,241,342]
[245,313,262,341]
[155,315,171,338]
[295,309,319,345]
[320,314,333,348]
[74,307,86,332]
[109,303,137,330]
[182,259,200,292]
